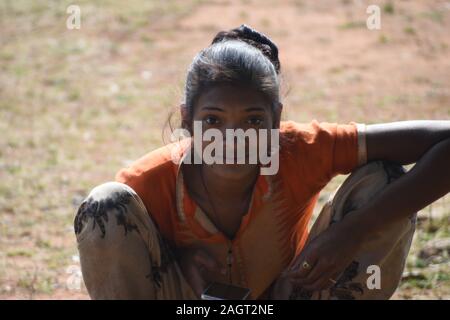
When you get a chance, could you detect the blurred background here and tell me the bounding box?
[0,0,449,299]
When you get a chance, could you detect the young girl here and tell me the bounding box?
[74,25,450,300]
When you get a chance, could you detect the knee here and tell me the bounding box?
[88,181,136,202]
[337,160,406,210]
[74,181,139,240]
[352,160,406,185]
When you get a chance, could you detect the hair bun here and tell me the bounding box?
[211,24,280,74]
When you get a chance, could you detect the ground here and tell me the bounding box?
[0,0,449,299]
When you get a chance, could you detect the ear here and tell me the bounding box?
[272,102,283,129]
[180,103,192,132]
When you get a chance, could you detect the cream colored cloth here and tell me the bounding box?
[75,160,415,300]
[74,181,197,299]
[271,160,417,299]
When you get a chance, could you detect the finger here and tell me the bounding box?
[290,268,331,292]
[302,275,333,292]
[288,247,315,271]
[304,267,342,291]
[306,265,343,286]
[326,271,341,288]
[294,260,329,286]
[285,251,318,279]
[285,259,317,280]
[301,266,343,291]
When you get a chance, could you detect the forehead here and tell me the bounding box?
[196,83,271,110]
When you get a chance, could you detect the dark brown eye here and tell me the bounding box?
[204,116,220,125]
[247,117,264,126]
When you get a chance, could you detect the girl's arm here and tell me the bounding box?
[350,134,450,241]
[354,120,450,236]
[284,120,450,291]
[365,120,450,164]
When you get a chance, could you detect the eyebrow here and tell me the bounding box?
[201,106,225,112]
[200,105,267,112]
[244,106,266,112]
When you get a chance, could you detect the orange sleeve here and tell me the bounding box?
[113,148,178,243]
[321,121,361,175]
[114,167,145,199]
[280,119,366,194]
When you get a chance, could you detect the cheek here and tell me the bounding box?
[256,123,277,155]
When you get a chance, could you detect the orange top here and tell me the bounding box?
[115,119,367,299]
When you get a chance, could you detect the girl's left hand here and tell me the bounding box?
[283,216,364,291]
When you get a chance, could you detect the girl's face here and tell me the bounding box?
[186,83,281,180]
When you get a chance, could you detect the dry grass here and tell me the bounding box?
[0,0,448,299]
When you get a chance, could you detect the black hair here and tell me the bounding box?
[165,24,283,137]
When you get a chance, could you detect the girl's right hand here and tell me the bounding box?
[176,247,226,298]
